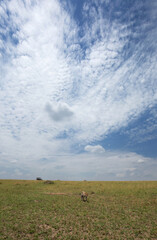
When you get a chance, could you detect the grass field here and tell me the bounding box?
[0,180,156,239]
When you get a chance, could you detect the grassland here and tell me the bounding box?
[0,180,156,239]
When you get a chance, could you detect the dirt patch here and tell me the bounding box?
[39,224,53,230]
[44,180,55,184]
[45,192,72,195]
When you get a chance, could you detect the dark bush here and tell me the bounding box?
[36,177,42,180]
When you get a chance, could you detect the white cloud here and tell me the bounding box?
[138,159,145,163]
[1,149,155,180]
[85,145,105,154]
[10,160,18,164]
[116,173,125,178]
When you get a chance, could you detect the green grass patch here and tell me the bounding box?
[0,180,156,239]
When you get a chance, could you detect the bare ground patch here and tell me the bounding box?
[45,192,73,195]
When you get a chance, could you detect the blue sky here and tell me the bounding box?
[0,0,157,180]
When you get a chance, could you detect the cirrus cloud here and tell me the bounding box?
[0,0,157,180]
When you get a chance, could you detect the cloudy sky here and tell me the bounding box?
[0,0,157,180]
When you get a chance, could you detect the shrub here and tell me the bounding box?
[36,177,43,180]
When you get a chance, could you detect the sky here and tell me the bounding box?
[0,0,157,180]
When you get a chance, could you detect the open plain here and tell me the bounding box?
[0,180,156,239]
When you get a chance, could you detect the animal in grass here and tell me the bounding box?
[81,191,88,202]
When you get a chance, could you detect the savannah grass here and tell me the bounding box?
[0,180,156,239]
